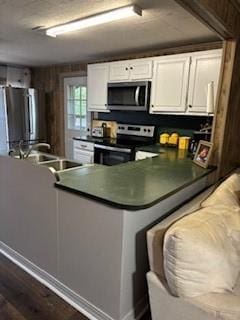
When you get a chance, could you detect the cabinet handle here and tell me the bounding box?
[105,104,107,106]
[130,67,133,70]
[188,105,192,108]
[125,67,128,70]
[151,105,154,108]
[81,145,87,148]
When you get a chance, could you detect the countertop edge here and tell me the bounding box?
[55,167,216,211]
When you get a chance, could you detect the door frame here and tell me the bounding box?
[63,76,88,158]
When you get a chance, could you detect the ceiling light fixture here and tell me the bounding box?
[46,5,142,37]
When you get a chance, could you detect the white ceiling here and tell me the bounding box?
[0,0,219,67]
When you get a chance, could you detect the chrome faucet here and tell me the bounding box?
[18,140,25,159]
[8,141,51,159]
[24,143,51,159]
[8,140,25,159]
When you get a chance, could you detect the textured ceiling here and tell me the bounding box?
[0,0,219,67]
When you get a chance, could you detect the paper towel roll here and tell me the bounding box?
[206,81,214,113]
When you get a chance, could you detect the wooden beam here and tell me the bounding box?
[211,40,236,177]
[217,40,240,176]
[175,0,240,39]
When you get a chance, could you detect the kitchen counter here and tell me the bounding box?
[0,147,216,320]
[73,135,109,144]
[56,145,215,210]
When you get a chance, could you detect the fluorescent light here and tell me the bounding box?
[46,5,142,37]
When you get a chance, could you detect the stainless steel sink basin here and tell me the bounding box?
[13,153,58,162]
[26,154,58,163]
[40,159,82,171]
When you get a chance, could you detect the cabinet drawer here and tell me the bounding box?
[73,140,94,151]
[73,149,94,164]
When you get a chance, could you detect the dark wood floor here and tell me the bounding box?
[0,253,151,320]
[0,253,88,320]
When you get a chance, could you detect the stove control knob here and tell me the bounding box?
[144,129,147,132]
[148,129,151,132]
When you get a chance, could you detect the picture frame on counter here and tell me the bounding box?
[193,140,213,168]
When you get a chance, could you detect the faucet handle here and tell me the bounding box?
[8,149,15,157]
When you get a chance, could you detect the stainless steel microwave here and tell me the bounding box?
[107,81,151,111]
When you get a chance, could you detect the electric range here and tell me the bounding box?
[94,124,155,166]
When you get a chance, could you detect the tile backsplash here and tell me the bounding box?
[97,111,213,138]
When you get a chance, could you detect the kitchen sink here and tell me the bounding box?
[26,154,58,163]
[40,159,82,171]
[13,153,58,162]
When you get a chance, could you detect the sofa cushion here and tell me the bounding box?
[201,173,240,208]
[163,205,240,298]
[190,273,240,320]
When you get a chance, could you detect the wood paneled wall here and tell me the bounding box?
[214,41,240,176]
[32,65,87,155]
[31,41,222,156]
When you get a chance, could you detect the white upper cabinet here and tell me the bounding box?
[6,67,31,88]
[187,50,222,114]
[109,63,129,81]
[129,60,153,80]
[150,55,191,113]
[87,63,109,112]
[109,59,152,81]
[87,49,222,115]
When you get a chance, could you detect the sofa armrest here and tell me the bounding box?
[147,271,215,320]
[147,186,215,278]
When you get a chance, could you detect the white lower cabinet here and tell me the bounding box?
[73,140,94,164]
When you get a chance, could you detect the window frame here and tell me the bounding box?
[63,76,89,158]
[64,77,88,132]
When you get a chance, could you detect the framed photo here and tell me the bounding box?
[193,140,213,168]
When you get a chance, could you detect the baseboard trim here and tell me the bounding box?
[122,297,149,320]
[0,242,113,320]
[0,242,147,320]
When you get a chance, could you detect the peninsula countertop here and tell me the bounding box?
[55,145,215,210]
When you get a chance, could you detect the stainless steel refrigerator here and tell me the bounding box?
[0,87,47,153]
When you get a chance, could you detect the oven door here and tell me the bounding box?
[94,144,133,166]
[107,81,150,111]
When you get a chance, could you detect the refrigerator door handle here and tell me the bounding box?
[28,94,34,135]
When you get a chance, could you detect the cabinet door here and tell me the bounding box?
[74,149,94,164]
[87,64,109,112]
[129,60,153,80]
[109,63,130,81]
[150,55,190,113]
[187,50,222,114]
[6,67,26,88]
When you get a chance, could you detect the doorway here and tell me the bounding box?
[64,76,87,158]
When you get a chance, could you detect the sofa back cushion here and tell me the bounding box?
[163,205,240,298]
[201,173,240,208]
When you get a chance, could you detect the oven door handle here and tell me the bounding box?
[135,86,140,106]
[95,144,132,154]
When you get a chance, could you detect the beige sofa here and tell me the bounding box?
[147,174,240,320]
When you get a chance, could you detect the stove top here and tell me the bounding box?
[75,124,156,150]
[108,138,154,148]
[102,123,156,149]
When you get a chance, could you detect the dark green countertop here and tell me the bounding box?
[55,145,215,210]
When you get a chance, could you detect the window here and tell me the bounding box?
[67,84,87,131]
[64,76,88,158]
